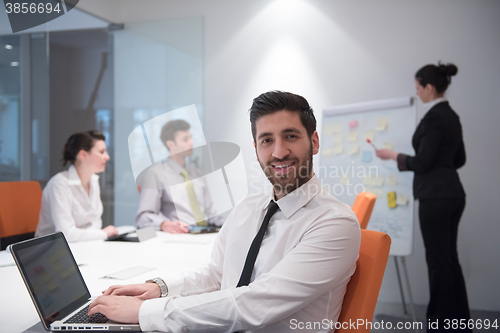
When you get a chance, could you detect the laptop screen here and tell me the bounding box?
[11,232,91,327]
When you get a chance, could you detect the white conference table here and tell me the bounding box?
[0,232,218,333]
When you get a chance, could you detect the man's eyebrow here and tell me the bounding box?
[282,128,301,134]
[257,128,302,140]
[257,132,273,140]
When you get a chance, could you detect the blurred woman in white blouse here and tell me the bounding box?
[35,130,119,242]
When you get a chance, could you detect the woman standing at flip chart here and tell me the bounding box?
[376,63,470,331]
[35,130,119,242]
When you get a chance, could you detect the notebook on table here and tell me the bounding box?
[188,224,220,234]
[9,232,141,331]
[107,226,156,242]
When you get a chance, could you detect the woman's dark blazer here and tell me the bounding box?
[397,101,466,199]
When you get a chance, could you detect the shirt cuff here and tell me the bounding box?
[397,154,409,171]
[139,297,169,332]
[138,214,167,231]
[162,274,185,296]
[149,217,165,231]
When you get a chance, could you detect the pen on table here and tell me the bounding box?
[366,139,377,150]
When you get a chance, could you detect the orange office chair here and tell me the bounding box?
[352,192,377,229]
[334,229,391,333]
[0,181,42,250]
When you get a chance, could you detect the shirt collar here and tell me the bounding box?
[263,174,321,219]
[67,164,99,185]
[68,164,81,185]
[423,97,447,113]
[166,157,185,174]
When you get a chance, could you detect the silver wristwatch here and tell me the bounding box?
[146,277,168,298]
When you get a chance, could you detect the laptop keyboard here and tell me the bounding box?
[64,305,109,324]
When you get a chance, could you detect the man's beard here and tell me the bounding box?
[258,143,313,198]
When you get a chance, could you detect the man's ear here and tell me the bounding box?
[165,140,175,151]
[311,131,320,155]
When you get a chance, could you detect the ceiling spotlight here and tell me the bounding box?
[5,44,13,50]
[11,62,19,67]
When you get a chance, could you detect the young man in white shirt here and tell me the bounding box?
[135,119,223,233]
[89,91,361,332]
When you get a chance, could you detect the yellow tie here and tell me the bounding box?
[180,169,207,226]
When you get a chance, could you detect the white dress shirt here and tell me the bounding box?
[35,165,107,242]
[423,97,448,113]
[135,158,224,229]
[139,175,361,332]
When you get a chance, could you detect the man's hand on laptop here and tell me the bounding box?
[102,283,161,300]
[88,295,143,324]
[161,220,189,233]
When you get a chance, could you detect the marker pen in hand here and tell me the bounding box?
[366,139,377,150]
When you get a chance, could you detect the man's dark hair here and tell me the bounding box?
[160,119,191,149]
[249,91,316,142]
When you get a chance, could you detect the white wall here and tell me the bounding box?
[81,0,500,311]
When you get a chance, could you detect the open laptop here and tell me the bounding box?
[10,232,141,331]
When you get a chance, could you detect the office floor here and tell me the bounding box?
[372,302,500,333]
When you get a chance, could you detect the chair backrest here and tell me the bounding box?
[334,229,391,333]
[0,181,42,247]
[352,192,377,229]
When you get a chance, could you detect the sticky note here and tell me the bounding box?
[323,124,335,135]
[48,253,59,265]
[340,176,350,185]
[376,117,388,131]
[363,176,384,186]
[332,122,342,133]
[59,270,71,280]
[333,133,343,144]
[52,261,65,272]
[40,271,52,283]
[383,142,393,150]
[322,184,330,193]
[365,187,383,198]
[322,148,333,157]
[334,145,344,155]
[348,144,359,155]
[386,175,398,186]
[361,151,373,163]
[387,191,397,208]
[347,131,358,142]
[396,193,409,205]
[47,281,59,292]
[348,120,358,128]
[364,130,375,141]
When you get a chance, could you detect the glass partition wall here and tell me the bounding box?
[0,11,204,227]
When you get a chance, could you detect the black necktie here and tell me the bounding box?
[237,201,280,287]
